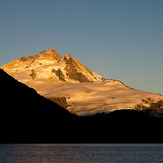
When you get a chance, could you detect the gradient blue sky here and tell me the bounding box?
[0,0,163,94]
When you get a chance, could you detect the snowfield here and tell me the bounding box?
[21,79,163,116]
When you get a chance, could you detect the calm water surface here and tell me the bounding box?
[0,144,163,163]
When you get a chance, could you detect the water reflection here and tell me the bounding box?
[0,144,163,163]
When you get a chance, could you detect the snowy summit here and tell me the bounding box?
[1,48,104,83]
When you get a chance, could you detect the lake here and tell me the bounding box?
[0,144,163,163]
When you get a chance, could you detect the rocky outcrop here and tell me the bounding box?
[30,69,37,79]
[52,69,65,82]
[47,97,69,109]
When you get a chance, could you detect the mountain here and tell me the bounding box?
[1,48,163,115]
[1,48,104,83]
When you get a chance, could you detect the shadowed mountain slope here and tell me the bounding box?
[1,69,163,143]
[0,69,78,142]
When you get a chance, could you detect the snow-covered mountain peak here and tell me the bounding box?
[35,48,62,60]
[1,48,163,115]
[19,48,61,62]
[1,49,104,83]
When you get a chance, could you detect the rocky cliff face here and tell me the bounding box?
[1,48,104,83]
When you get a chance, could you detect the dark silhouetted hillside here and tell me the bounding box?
[0,69,78,143]
[1,68,163,143]
[81,110,163,143]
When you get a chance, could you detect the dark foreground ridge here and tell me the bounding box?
[0,68,163,143]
